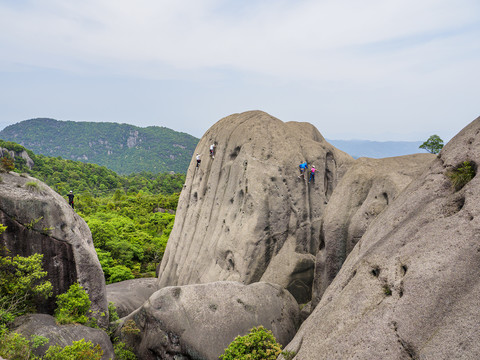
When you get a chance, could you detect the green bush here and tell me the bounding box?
[1,156,15,172]
[108,301,119,323]
[447,161,476,191]
[0,252,52,325]
[114,341,137,360]
[54,283,91,325]
[220,326,282,360]
[0,325,49,360]
[43,339,103,360]
[0,325,32,360]
[108,265,135,283]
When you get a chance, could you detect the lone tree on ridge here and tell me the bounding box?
[419,134,444,154]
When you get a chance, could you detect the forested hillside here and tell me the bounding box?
[1,140,184,282]
[0,118,199,174]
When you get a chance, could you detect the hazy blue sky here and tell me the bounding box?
[1,0,479,141]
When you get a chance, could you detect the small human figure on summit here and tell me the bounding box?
[67,190,75,209]
[298,161,308,179]
[210,143,216,159]
[309,165,316,183]
[196,153,201,168]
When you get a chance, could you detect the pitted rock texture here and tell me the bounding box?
[157,111,353,300]
[283,116,480,359]
[0,172,108,326]
[117,281,300,360]
[312,153,435,306]
[13,314,114,360]
[106,278,158,318]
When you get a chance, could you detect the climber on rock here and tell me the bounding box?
[298,161,308,179]
[210,143,216,159]
[309,165,316,183]
[196,153,201,168]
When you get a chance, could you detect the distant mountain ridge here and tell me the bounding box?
[327,139,425,159]
[0,118,199,174]
[0,118,427,175]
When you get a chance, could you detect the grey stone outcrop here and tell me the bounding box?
[0,172,108,326]
[157,111,353,303]
[12,314,114,360]
[117,281,300,360]
[0,147,34,169]
[283,116,480,359]
[312,153,435,306]
[106,278,158,318]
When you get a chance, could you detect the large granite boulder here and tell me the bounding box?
[0,172,108,326]
[312,153,435,306]
[157,111,353,303]
[106,278,158,318]
[117,281,300,360]
[13,314,114,360]
[283,117,480,359]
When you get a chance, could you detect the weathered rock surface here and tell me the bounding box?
[312,153,435,305]
[158,111,353,303]
[0,172,108,326]
[117,281,300,360]
[106,278,158,318]
[13,314,114,360]
[283,116,480,359]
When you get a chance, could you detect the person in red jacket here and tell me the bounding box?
[309,165,316,183]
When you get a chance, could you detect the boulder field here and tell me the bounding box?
[5,110,480,359]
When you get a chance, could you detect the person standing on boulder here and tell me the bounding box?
[196,153,201,168]
[298,161,308,179]
[67,190,75,209]
[309,165,316,183]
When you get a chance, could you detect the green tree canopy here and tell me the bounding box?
[419,134,444,154]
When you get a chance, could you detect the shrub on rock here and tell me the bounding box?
[220,326,282,360]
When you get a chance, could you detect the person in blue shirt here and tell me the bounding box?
[298,161,308,179]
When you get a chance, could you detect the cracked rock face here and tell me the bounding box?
[0,172,108,326]
[157,111,353,303]
[312,153,435,306]
[284,116,480,359]
[117,281,300,360]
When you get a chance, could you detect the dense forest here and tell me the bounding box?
[1,139,184,283]
[0,118,199,174]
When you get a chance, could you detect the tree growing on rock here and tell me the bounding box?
[419,135,444,154]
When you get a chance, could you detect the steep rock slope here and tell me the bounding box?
[0,172,108,325]
[284,116,480,359]
[157,111,353,302]
[312,153,435,305]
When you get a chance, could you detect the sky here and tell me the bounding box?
[0,0,479,142]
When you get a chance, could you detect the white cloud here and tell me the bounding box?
[1,0,479,80]
[0,0,479,140]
